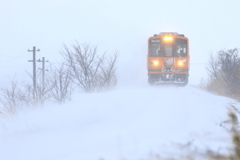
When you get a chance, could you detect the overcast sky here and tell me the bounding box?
[1,0,240,86]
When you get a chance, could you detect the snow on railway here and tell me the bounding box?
[0,85,238,160]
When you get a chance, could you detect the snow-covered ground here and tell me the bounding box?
[0,84,238,160]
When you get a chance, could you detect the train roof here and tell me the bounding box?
[153,32,185,37]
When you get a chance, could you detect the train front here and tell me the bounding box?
[147,32,189,86]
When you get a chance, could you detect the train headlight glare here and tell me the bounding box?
[178,60,184,66]
[152,61,159,65]
[164,36,173,41]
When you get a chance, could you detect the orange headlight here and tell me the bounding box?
[164,36,173,41]
[153,61,159,65]
[151,61,159,66]
[178,60,184,66]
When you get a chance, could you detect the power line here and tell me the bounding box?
[190,63,207,64]
[0,53,31,62]
[0,52,30,58]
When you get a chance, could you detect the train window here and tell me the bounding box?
[163,45,173,57]
[175,39,187,57]
[149,39,161,57]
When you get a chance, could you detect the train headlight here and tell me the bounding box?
[164,36,173,41]
[152,61,159,65]
[178,60,184,66]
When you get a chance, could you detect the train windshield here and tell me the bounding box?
[163,44,173,57]
[149,39,161,57]
[149,38,187,57]
[175,39,187,57]
[164,38,187,57]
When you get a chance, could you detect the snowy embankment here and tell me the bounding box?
[0,85,238,160]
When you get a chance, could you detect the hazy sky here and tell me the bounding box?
[1,0,240,86]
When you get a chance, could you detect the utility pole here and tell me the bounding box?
[28,46,40,103]
[37,57,49,99]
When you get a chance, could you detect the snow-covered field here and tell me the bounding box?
[0,84,238,160]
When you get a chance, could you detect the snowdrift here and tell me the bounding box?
[0,85,238,160]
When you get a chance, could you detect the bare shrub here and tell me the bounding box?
[0,79,21,114]
[0,78,38,114]
[60,42,119,93]
[209,104,240,160]
[24,70,50,105]
[203,48,240,99]
[0,42,117,114]
[47,62,74,103]
[95,52,118,91]
[0,63,75,114]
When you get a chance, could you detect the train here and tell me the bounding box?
[147,32,189,86]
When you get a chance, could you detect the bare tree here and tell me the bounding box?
[96,52,118,91]
[25,70,50,105]
[60,42,119,93]
[0,79,19,114]
[206,54,219,81]
[0,63,75,115]
[205,48,240,98]
[0,78,33,114]
[47,62,74,103]
[0,42,118,115]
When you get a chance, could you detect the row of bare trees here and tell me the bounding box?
[201,48,240,99]
[60,43,118,93]
[0,43,118,114]
[0,63,73,114]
